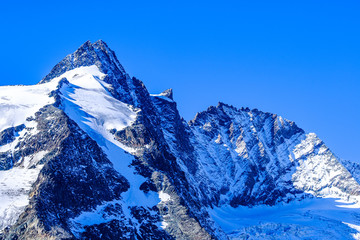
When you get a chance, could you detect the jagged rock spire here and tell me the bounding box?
[40,40,126,83]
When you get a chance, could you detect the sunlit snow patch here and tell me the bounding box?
[0,80,59,132]
[158,191,171,229]
[159,191,171,202]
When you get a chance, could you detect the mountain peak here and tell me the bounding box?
[93,39,108,48]
[80,39,92,47]
[40,40,126,83]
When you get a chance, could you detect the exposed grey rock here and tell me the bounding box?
[0,124,25,147]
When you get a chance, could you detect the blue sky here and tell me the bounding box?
[1,1,359,162]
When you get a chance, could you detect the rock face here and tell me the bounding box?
[0,40,360,240]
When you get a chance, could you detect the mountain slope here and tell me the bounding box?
[0,40,360,240]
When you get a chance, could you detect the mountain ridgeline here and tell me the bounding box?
[0,40,360,240]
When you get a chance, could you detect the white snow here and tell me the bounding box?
[159,191,171,202]
[0,151,47,232]
[209,198,360,239]
[0,81,59,133]
[160,221,169,229]
[150,93,174,103]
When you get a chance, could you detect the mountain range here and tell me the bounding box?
[0,40,360,240]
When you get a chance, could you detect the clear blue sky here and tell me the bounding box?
[1,1,359,162]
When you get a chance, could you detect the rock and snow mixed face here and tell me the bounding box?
[185,104,360,206]
[0,151,48,231]
[151,95,360,239]
[0,63,165,237]
[0,80,60,232]
[292,133,360,205]
[0,40,360,240]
